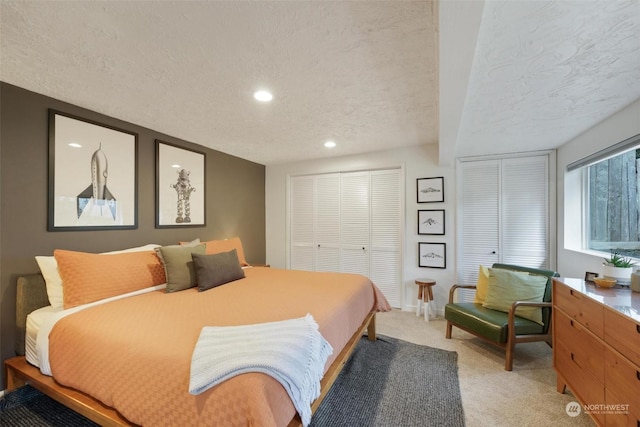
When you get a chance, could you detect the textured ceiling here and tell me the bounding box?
[1,1,639,166]
[0,1,437,165]
[454,0,640,160]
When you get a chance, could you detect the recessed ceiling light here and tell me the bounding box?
[68,143,82,148]
[171,164,181,168]
[254,90,273,102]
[324,141,336,148]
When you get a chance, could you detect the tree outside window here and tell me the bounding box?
[589,149,640,258]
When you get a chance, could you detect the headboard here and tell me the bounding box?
[15,274,50,356]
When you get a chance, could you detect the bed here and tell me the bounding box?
[5,243,390,427]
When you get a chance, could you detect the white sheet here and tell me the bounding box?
[25,305,62,367]
[35,283,166,376]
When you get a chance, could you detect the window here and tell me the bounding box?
[586,146,640,258]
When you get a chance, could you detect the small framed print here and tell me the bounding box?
[156,140,206,228]
[418,209,445,235]
[585,271,599,282]
[419,242,446,268]
[417,177,444,203]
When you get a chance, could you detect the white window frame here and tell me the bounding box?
[564,133,640,261]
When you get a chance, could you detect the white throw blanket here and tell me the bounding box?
[189,314,333,426]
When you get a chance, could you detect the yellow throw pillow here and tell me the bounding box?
[473,265,490,304]
[482,268,548,325]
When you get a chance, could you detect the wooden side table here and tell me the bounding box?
[415,278,436,321]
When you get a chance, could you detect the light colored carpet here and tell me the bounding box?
[376,309,594,427]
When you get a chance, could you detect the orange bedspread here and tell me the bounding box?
[48,267,390,426]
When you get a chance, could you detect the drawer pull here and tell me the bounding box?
[637,324,640,334]
[637,371,640,381]
[570,352,583,368]
[570,320,574,327]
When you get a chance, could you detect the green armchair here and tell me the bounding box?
[444,263,559,371]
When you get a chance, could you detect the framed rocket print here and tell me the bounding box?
[47,110,138,231]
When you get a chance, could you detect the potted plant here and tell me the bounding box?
[602,252,636,285]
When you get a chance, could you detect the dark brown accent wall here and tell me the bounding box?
[0,82,266,383]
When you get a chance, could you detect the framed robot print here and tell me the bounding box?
[155,140,206,228]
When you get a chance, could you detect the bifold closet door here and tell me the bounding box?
[459,160,500,288]
[340,171,370,276]
[369,169,402,308]
[290,175,314,271]
[458,155,550,301]
[315,174,341,272]
[289,168,403,308]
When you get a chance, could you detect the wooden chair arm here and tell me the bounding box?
[448,284,477,304]
[507,301,552,326]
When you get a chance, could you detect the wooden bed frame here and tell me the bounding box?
[4,273,377,427]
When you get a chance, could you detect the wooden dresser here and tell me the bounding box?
[553,278,640,426]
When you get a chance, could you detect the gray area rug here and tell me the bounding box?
[0,335,464,426]
[0,385,97,426]
[311,335,465,427]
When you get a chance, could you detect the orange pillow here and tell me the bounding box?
[55,249,166,309]
[203,237,248,266]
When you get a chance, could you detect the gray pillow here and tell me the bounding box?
[192,249,245,291]
[156,244,206,293]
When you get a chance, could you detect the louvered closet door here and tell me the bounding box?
[315,174,341,272]
[458,155,551,298]
[501,156,549,268]
[459,160,500,289]
[340,171,370,276]
[290,176,314,271]
[370,169,402,307]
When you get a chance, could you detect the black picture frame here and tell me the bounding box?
[585,271,599,282]
[419,242,446,268]
[156,140,206,228]
[417,177,444,203]
[418,209,445,235]
[48,110,138,231]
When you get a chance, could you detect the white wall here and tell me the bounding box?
[557,98,640,278]
[265,145,457,313]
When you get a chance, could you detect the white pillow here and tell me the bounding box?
[35,256,64,308]
[35,244,161,309]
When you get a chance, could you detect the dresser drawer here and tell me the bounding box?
[554,281,604,338]
[555,340,605,414]
[605,347,640,416]
[606,388,640,427]
[604,308,640,367]
[555,309,605,383]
